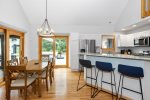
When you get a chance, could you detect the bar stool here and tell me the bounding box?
[77,59,96,98]
[118,64,144,100]
[93,61,117,99]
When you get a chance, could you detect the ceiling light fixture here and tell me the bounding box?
[121,28,126,31]
[132,25,137,27]
[37,0,54,36]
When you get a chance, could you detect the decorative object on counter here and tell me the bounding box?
[80,49,85,53]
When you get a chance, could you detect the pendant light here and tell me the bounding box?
[37,0,54,36]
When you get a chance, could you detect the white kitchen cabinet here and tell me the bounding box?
[117,34,134,47]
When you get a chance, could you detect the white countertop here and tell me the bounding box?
[79,53,150,61]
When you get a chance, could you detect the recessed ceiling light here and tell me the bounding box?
[132,25,137,27]
[121,29,126,31]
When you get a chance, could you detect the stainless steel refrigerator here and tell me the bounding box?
[79,39,96,53]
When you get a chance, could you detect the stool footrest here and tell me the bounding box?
[102,81,115,86]
[86,77,96,80]
[122,87,142,94]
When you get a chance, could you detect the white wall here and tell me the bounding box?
[0,0,30,58]
[115,0,141,30]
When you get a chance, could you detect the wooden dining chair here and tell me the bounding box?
[41,60,51,91]
[6,63,36,100]
[19,56,28,64]
[49,58,55,84]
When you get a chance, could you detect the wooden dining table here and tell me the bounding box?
[5,60,48,98]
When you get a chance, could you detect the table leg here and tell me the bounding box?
[38,72,42,97]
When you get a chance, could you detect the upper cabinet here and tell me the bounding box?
[117,34,134,47]
[141,0,150,18]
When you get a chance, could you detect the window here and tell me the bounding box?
[141,0,150,18]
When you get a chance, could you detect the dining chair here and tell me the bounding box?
[41,60,51,91]
[6,63,36,100]
[49,58,55,84]
[19,56,28,64]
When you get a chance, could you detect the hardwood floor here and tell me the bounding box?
[0,68,119,100]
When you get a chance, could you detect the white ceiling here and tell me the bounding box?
[19,0,128,27]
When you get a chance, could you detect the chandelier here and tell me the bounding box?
[37,0,54,36]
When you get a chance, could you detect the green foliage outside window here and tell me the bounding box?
[42,38,66,53]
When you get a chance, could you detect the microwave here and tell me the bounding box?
[134,37,150,46]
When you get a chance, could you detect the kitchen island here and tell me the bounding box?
[79,53,150,100]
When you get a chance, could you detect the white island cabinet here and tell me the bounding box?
[79,53,150,100]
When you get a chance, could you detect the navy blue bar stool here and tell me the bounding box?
[93,61,117,99]
[118,64,144,100]
[77,59,96,98]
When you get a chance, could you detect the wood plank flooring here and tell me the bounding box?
[0,68,119,100]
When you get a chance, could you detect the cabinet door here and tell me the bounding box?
[127,34,134,47]
[118,34,134,47]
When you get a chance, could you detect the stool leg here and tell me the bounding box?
[117,75,122,99]
[111,72,114,100]
[77,67,86,91]
[91,68,93,98]
[101,71,103,90]
[139,78,144,100]
[120,75,124,100]
[113,71,117,96]
[92,70,99,98]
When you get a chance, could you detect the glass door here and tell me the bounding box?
[39,36,69,67]
[55,37,67,66]
[0,30,5,83]
[41,37,54,62]
[7,31,24,61]
[9,36,20,60]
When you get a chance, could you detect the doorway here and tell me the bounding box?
[0,29,5,83]
[39,36,69,67]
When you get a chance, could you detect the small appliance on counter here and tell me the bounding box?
[134,36,150,46]
[120,49,132,55]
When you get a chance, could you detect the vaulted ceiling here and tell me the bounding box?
[19,0,128,27]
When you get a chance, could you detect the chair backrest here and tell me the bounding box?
[7,58,19,66]
[6,62,27,88]
[96,61,113,72]
[19,56,28,64]
[79,59,92,68]
[118,64,144,78]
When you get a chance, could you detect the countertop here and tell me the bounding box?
[79,53,150,61]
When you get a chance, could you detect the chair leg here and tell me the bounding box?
[139,78,144,100]
[117,75,122,100]
[91,68,93,98]
[92,70,99,98]
[77,67,86,91]
[24,88,27,100]
[46,77,48,91]
[120,75,124,100]
[113,71,117,95]
[101,71,103,90]
[111,72,114,100]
